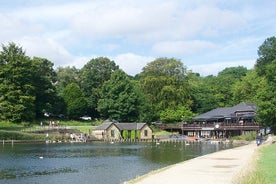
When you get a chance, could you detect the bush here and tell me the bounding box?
[231,131,257,141]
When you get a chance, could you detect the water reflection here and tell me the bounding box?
[0,142,233,184]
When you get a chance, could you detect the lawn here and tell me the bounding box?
[237,142,276,184]
[258,143,276,184]
[0,121,96,141]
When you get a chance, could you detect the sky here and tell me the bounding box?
[0,0,275,76]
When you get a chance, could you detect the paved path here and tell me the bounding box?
[127,143,257,184]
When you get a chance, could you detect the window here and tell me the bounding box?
[111,130,115,137]
[144,130,148,137]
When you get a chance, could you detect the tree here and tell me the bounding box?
[254,37,276,125]
[0,43,35,122]
[139,58,191,122]
[55,66,80,95]
[80,57,118,118]
[188,73,217,114]
[160,105,195,124]
[32,57,59,117]
[232,70,265,104]
[255,36,276,76]
[62,83,88,119]
[213,66,248,107]
[254,79,276,126]
[97,69,141,122]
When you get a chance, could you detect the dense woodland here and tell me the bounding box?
[0,37,275,126]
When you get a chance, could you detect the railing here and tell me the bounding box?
[159,122,260,130]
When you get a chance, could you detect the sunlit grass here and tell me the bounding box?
[236,142,276,184]
[258,143,276,184]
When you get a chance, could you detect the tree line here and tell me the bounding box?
[0,36,275,126]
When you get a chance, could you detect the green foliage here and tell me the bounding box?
[215,66,248,107]
[80,57,118,118]
[232,70,264,104]
[1,37,276,126]
[0,130,45,140]
[160,106,195,123]
[55,66,80,95]
[139,58,191,121]
[188,73,218,114]
[255,36,276,76]
[230,131,257,141]
[97,69,142,122]
[122,130,128,139]
[136,130,141,139]
[62,83,88,119]
[0,43,36,122]
[254,36,276,125]
[32,57,59,117]
[130,130,136,139]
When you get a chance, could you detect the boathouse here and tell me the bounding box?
[92,121,121,140]
[115,123,152,140]
[93,121,152,141]
[160,102,260,138]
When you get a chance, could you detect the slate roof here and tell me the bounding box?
[115,123,147,130]
[193,102,256,121]
[94,121,114,130]
[94,121,150,131]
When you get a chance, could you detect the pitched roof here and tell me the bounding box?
[94,122,150,131]
[231,102,256,112]
[94,121,114,130]
[193,102,256,121]
[115,123,147,130]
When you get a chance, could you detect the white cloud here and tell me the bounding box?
[113,53,154,76]
[0,0,274,77]
[189,59,256,76]
[18,37,74,67]
[70,1,177,41]
[152,40,218,55]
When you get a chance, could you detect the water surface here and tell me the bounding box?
[0,141,233,184]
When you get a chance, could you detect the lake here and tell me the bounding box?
[0,141,234,184]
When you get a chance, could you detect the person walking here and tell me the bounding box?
[256,132,262,146]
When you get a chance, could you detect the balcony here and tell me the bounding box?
[159,122,260,132]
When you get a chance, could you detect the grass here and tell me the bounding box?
[258,143,276,184]
[0,120,97,140]
[0,129,46,140]
[150,125,176,137]
[236,140,276,184]
[72,126,94,134]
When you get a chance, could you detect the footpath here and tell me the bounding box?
[125,142,257,184]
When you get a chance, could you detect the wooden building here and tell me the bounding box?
[161,102,260,138]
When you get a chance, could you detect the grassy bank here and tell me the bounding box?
[0,121,96,141]
[237,140,276,184]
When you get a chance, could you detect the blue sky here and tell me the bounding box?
[0,0,275,76]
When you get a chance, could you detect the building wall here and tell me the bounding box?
[92,130,104,140]
[92,124,121,140]
[140,126,152,139]
[106,124,121,140]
